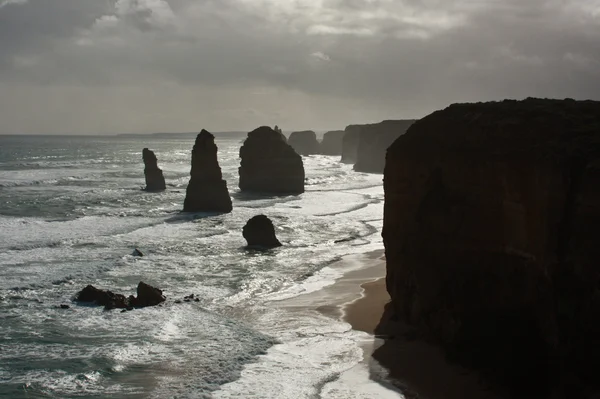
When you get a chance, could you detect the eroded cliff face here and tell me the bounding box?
[354,120,415,173]
[320,130,345,155]
[239,126,305,194]
[288,130,319,155]
[341,125,361,164]
[383,98,600,394]
[183,130,233,213]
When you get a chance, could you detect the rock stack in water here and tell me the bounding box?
[243,215,282,248]
[341,126,361,163]
[76,281,165,310]
[320,130,345,155]
[382,98,600,396]
[142,148,166,191]
[239,126,305,194]
[183,130,233,213]
[288,130,319,155]
[274,125,287,142]
[354,119,416,173]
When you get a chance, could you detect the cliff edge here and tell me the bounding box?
[383,98,600,396]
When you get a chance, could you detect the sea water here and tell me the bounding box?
[0,134,398,398]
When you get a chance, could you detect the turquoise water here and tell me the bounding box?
[0,134,386,398]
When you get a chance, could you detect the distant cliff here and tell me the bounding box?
[354,120,415,173]
[341,125,361,164]
[288,130,319,155]
[383,98,600,396]
[320,130,345,155]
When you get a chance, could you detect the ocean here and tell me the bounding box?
[0,133,395,398]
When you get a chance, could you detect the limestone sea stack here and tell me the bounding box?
[183,130,233,213]
[274,125,287,142]
[353,119,416,173]
[242,215,282,248]
[288,130,319,155]
[142,148,166,191]
[239,126,305,194]
[382,98,600,395]
[341,125,361,163]
[319,130,345,155]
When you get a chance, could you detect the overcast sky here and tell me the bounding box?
[1,0,599,134]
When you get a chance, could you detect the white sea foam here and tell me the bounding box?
[0,135,396,398]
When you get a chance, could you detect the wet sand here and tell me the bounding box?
[342,272,505,399]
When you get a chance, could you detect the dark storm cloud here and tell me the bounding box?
[0,0,599,133]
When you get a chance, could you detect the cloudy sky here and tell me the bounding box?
[1,0,599,134]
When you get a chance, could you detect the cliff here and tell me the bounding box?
[239,126,305,194]
[183,130,233,213]
[341,125,361,163]
[288,130,319,155]
[320,130,345,155]
[142,148,166,191]
[382,98,600,395]
[354,120,416,173]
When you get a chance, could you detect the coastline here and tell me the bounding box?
[341,257,506,399]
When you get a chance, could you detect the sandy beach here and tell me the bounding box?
[340,255,506,399]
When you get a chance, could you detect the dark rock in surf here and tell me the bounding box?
[320,130,345,155]
[288,130,319,155]
[132,248,144,257]
[243,215,282,249]
[142,148,166,191]
[132,282,166,307]
[75,282,165,310]
[239,126,305,194]
[76,285,130,310]
[183,130,233,213]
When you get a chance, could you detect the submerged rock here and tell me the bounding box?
[320,130,345,155]
[239,126,305,194]
[383,97,600,395]
[75,281,165,310]
[353,120,415,173]
[142,148,166,191]
[288,130,319,155]
[183,130,233,213]
[243,215,282,249]
[132,248,144,257]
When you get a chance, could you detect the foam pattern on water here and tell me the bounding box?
[0,134,395,398]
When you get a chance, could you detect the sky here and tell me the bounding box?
[0,0,599,134]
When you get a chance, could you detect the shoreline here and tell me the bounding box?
[341,257,506,399]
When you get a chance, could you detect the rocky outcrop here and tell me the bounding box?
[288,130,319,155]
[341,125,361,163]
[142,148,166,191]
[382,98,600,395]
[274,125,287,142]
[239,126,305,194]
[75,282,166,310]
[243,215,282,248]
[320,130,345,155]
[354,120,415,173]
[183,130,233,213]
